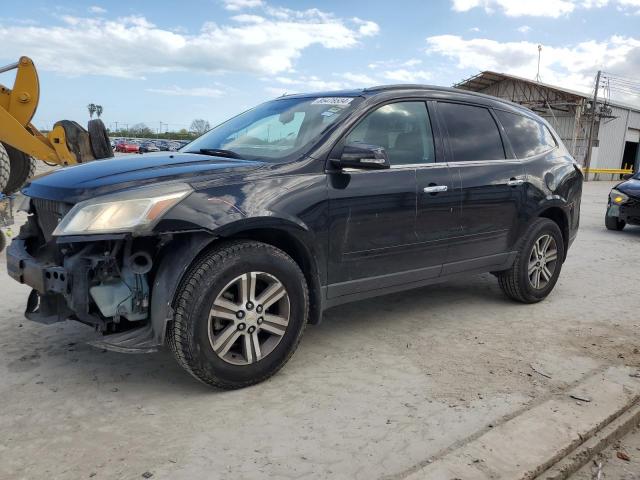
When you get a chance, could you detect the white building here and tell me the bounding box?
[454,71,640,175]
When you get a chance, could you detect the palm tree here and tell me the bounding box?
[87,103,97,118]
[95,105,103,118]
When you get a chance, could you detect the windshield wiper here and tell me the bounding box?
[186,148,244,159]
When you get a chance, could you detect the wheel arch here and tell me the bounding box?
[150,221,323,345]
[537,205,569,261]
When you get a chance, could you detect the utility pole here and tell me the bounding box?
[584,70,601,182]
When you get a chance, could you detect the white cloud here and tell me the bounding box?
[342,72,378,85]
[368,58,423,70]
[383,69,432,83]
[425,34,640,95]
[146,85,226,98]
[231,14,265,23]
[265,59,432,97]
[272,75,345,92]
[266,71,378,96]
[451,0,576,17]
[0,9,379,78]
[517,25,531,33]
[223,0,264,11]
[352,17,380,36]
[451,0,640,16]
[88,5,107,14]
[582,0,609,7]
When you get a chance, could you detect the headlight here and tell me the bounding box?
[610,189,629,205]
[53,183,192,236]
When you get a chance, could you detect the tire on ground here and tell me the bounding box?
[0,143,9,193]
[1,143,36,194]
[87,119,114,159]
[54,120,95,163]
[605,214,625,231]
[167,240,309,389]
[497,217,565,304]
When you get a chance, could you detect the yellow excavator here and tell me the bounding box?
[0,56,114,249]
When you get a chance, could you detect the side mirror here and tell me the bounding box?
[332,144,390,170]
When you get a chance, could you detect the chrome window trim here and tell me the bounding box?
[447,159,523,167]
[340,162,448,173]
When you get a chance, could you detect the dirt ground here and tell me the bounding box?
[571,425,640,479]
[0,180,639,480]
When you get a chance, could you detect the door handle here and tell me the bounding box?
[507,178,524,187]
[423,185,448,193]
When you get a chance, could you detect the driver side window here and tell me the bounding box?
[345,102,435,165]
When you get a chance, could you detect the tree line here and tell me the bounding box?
[108,119,211,140]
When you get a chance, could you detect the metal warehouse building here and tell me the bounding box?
[454,71,640,176]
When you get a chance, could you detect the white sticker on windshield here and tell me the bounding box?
[311,97,354,107]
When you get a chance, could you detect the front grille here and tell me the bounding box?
[32,198,72,241]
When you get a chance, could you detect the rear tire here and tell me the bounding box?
[1,143,36,194]
[168,240,308,389]
[87,119,114,159]
[0,143,10,193]
[605,214,625,231]
[497,218,565,304]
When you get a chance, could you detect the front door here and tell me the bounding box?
[327,101,435,297]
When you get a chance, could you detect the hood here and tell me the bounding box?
[23,152,264,203]
[617,178,640,198]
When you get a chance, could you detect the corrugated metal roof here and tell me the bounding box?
[454,71,640,113]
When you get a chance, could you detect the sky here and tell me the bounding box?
[1,0,639,132]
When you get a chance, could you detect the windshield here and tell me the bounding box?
[183,96,362,161]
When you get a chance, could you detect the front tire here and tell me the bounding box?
[498,218,565,304]
[168,240,309,389]
[605,214,625,231]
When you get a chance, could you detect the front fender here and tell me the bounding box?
[149,232,217,345]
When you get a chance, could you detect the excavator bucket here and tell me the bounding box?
[0,56,114,194]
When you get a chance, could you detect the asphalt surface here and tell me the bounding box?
[0,180,639,480]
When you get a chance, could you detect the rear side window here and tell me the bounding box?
[438,102,505,162]
[495,110,557,158]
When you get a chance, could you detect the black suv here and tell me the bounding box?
[7,86,583,388]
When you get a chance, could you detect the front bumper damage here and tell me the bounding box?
[6,209,216,353]
[7,213,158,352]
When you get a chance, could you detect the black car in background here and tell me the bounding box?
[138,141,160,153]
[6,85,583,389]
[606,172,640,230]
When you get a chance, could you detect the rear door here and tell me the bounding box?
[436,101,526,273]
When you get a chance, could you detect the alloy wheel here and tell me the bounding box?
[528,234,558,290]
[208,272,290,365]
